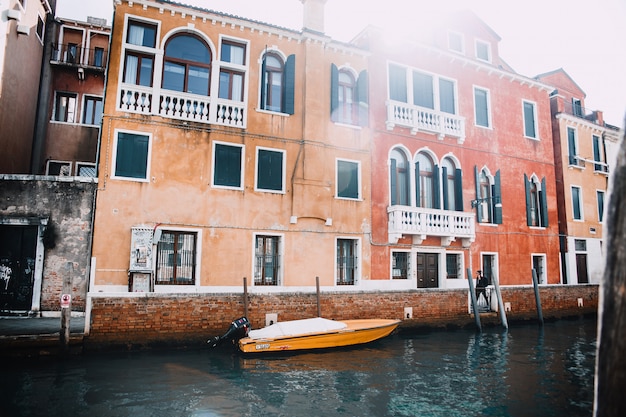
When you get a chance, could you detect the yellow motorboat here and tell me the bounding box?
[237,317,401,354]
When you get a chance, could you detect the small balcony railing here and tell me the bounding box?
[387,205,475,246]
[561,101,601,125]
[51,43,108,69]
[386,100,465,143]
[118,84,246,128]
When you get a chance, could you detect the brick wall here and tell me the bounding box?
[85,284,598,348]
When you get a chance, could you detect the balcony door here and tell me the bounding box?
[417,253,438,288]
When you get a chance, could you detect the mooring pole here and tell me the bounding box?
[491,270,508,329]
[531,268,544,325]
[60,262,73,352]
[243,277,248,318]
[467,268,482,332]
[316,276,321,317]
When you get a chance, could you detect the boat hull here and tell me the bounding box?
[238,319,400,354]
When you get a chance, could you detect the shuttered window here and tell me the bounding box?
[337,160,359,199]
[257,148,284,192]
[114,131,150,180]
[213,143,243,188]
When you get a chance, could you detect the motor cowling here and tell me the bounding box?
[207,317,251,348]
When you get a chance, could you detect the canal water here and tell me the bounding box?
[1,317,596,417]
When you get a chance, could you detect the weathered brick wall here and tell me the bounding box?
[85,285,598,348]
[0,176,96,312]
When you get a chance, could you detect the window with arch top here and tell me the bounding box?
[390,148,409,206]
[260,52,295,114]
[441,157,463,211]
[331,64,368,126]
[162,34,211,95]
[415,152,439,209]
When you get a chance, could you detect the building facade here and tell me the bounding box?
[536,69,620,284]
[359,11,560,293]
[90,0,373,295]
[0,0,53,173]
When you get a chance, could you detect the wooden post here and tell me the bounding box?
[531,268,544,325]
[491,270,508,329]
[595,120,626,416]
[466,268,481,332]
[316,276,321,317]
[243,277,248,318]
[60,262,72,351]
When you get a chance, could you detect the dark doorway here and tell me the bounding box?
[0,226,37,313]
[576,254,589,284]
[417,253,438,288]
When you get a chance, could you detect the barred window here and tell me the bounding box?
[155,231,197,285]
[254,235,280,286]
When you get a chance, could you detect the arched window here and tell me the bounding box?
[442,158,458,211]
[525,174,548,227]
[162,34,211,95]
[416,153,435,208]
[337,70,356,124]
[390,149,409,206]
[262,53,283,112]
[478,169,492,223]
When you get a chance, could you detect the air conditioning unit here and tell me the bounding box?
[17,25,30,35]
[7,9,21,21]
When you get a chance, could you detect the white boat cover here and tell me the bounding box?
[248,317,347,340]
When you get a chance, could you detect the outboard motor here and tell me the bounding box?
[207,317,251,348]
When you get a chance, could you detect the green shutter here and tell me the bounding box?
[214,144,241,187]
[540,177,549,226]
[260,55,267,110]
[433,165,440,209]
[115,132,148,179]
[415,162,421,207]
[454,168,463,211]
[357,70,369,126]
[258,150,283,191]
[442,166,449,210]
[390,159,397,205]
[568,128,577,164]
[283,54,295,115]
[330,63,339,121]
[494,170,502,224]
[524,174,532,226]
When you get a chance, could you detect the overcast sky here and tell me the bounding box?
[56,0,626,127]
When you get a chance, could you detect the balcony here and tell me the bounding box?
[386,100,465,143]
[118,84,246,128]
[51,43,108,70]
[387,205,475,247]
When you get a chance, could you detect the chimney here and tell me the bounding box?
[301,0,327,34]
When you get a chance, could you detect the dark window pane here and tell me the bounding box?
[475,88,489,127]
[162,62,185,91]
[338,160,358,199]
[524,102,536,137]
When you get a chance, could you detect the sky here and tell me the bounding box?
[56,0,626,127]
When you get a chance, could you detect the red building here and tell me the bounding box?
[357,11,560,294]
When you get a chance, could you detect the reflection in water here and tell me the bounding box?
[0,318,596,417]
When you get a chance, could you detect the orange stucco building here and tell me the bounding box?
[91,0,373,293]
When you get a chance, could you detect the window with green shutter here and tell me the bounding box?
[337,159,359,199]
[213,143,243,188]
[114,131,150,180]
[257,148,284,192]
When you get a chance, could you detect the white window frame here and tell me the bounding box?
[597,189,605,223]
[254,146,286,194]
[531,253,547,284]
[153,226,202,292]
[335,237,361,286]
[448,31,464,54]
[571,185,584,221]
[111,128,152,182]
[391,250,411,280]
[211,141,245,191]
[36,13,45,44]
[475,39,491,62]
[82,94,104,126]
[473,86,491,129]
[75,162,96,177]
[118,15,161,94]
[252,232,284,287]
[46,160,72,176]
[216,35,250,103]
[52,91,78,123]
[522,100,539,140]
[445,251,464,281]
[336,158,361,200]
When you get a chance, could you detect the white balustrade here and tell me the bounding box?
[117,84,247,128]
[387,205,475,240]
[386,100,465,141]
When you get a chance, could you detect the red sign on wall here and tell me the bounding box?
[60,294,71,308]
